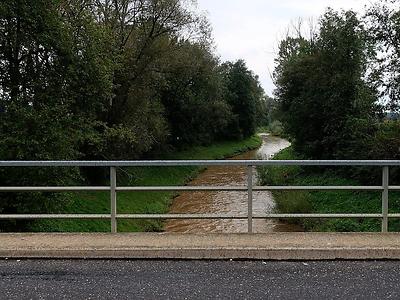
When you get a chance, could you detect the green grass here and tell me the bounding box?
[31,135,262,232]
[257,147,400,232]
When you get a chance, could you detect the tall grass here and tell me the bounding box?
[30,136,262,232]
[258,147,400,232]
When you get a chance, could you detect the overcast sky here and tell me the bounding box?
[196,0,374,96]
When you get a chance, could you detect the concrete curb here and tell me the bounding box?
[2,233,400,260]
[2,248,400,260]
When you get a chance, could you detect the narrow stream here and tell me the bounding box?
[165,134,302,233]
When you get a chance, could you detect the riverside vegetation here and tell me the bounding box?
[32,135,261,232]
[258,147,400,232]
[0,0,269,232]
[259,2,400,232]
[2,0,400,233]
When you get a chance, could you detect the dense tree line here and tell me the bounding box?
[0,0,265,224]
[273,1,400,181]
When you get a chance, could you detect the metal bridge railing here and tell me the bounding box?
[1,160,400,233]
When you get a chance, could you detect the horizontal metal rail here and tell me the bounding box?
[1,160,400,233]
[2,213,400,220]
[3,185,400,192]
[0,214,111,219]
[2,160,400,167]
[0,187,110,192]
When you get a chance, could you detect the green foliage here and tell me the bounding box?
[31,135,261,232]
[0,0,112,229]
[160,41,232,147]
[266,6,400,233]
[222,60,264,140]
[273,6,400,188]
[274,9,378,159]
[257,146,400,232]
[366,0,400,111]
[366,120,400,184]
[0,0,266,231]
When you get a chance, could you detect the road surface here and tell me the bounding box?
[1,260,400,299]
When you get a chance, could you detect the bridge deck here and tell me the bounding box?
[2,232,400,260]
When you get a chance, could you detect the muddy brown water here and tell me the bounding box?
[165,134,303,233]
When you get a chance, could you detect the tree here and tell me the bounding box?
[160,40,231,147]
[366,0,400,111]
[223,60,263,139]
[274,9,378,159]
[0,0,266,231]
[89,0,207,158]
[0,0,113,228]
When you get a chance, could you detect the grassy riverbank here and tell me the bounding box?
[31,135,262,232]
[258,147,400,232]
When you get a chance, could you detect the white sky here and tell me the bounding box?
[196,0,374,96]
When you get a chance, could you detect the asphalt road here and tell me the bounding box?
[1,260,400,299]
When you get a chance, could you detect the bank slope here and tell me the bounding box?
[31,136,262,233]
[258,147,400,232]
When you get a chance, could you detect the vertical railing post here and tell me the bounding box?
[382,166,389,233]
[110,166,117,233]
[247,165,253,233]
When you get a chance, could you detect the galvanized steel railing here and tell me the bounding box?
[1,160,400,233]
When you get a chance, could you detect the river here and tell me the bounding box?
[164,134,302,233]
